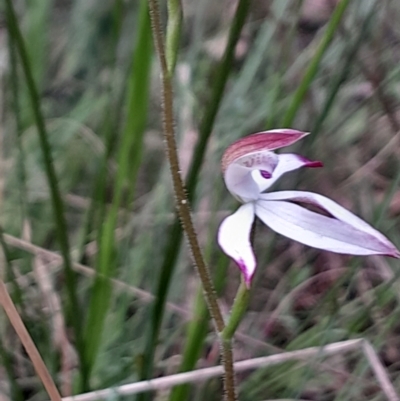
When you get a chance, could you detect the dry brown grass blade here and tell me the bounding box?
[0,280,62,401]
[23,219,76,397]
[6,233,399,401]
[3,233,188,316]
[363,341,399,401]
[48,339,398,401]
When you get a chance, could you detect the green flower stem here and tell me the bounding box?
[221,280,250,342]
[147,0,239,399]
[281,0,351,127]
[139,2,251,390]
[166,0,182,75]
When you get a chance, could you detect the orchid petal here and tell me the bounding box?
[224,151,278,202]
[221,129,309,173]
[218,203,256,285]
[256,192,400,257]
[253,154,323,193]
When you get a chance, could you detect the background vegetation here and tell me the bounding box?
[1,0,400,400]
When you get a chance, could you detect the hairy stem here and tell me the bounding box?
[147,0,224,333]
[147,0,237,399]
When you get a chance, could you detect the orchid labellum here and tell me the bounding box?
[218,129,400,286]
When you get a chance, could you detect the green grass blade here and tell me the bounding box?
[166,0,183,75]
[185,0,251,195]
[310,3,375,142]
[83,0,152,378]
[7,21,29,233]
[25,0,53,89]
[4,0,86,386]
[281,0,351,127]
[74,0,128,265]
[168,257,228,401]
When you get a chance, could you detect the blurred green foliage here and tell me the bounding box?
[2,0,400,400]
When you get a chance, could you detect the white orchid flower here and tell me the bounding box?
[218,129,400,286]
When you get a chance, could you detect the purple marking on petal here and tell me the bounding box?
[386,249,400,259]
[260,170,272,179]
[257,191,400,257]
[296,155,324,168]
[237,258,253,287]
[305,161,323,168]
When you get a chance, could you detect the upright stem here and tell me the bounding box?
[147,0,237,399]
[219,278,251,401]
[147,0,224,334]
[220,339,236,401]
[221,280,250,341]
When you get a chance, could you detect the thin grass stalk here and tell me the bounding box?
[0,229,24,311]
[83,0,152,377]
[185,0,251,195]
[168,289,210,401]
[7,24,29,232]
[146,0,242,399]
[310,3,375,143]
[138,0,251,394]
[75,0,127,266]
[0,280,62,401]
[281,0,351,127]
[169,254,229,401]
[112,0,124,47]
[47,339,397,401]
[4,0,86,383]
[265,0,304,129]
[0,231,24,401]
[6,15,29,313]
[166,0,182,75]
[25,0,53,89]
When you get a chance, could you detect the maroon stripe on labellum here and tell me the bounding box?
[260,170,272,179]
[221,129,309,173]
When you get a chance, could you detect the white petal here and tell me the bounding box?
[255,192,400,257]
[224,164,260,202]
[253,154,323,193]
[224,151,278,202]
[218,203,256,285]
